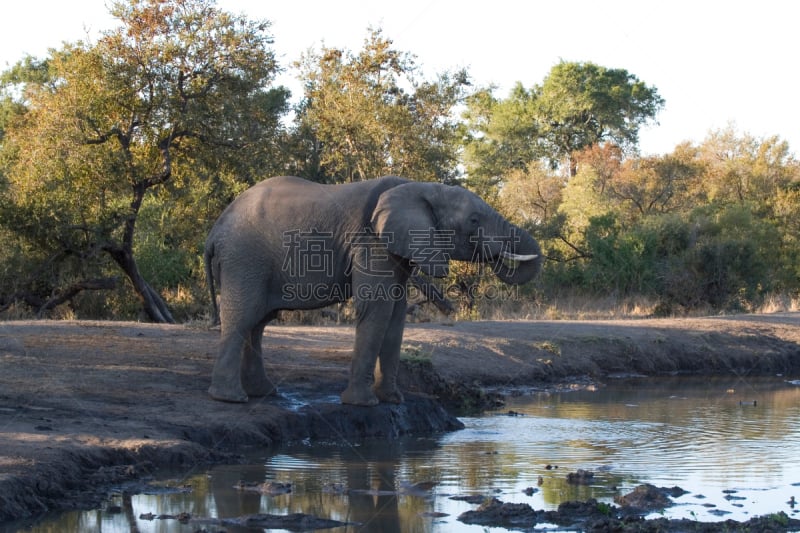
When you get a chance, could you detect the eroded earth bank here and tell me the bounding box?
[1,313,799,530]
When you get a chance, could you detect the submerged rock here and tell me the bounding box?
[235,513,353,529]
[449,494,487,504]
[233,481,292,495]
[458,497,620,530]
[614,483,684,511]
[458,498,542,528]
[566,469,595,485]
[457,496,800,532]
[195,513,357,530]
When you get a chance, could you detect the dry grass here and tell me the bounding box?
[4,286,797,325]
[474,292,660,321]
[426,290,800,322]
[754,293,800,314]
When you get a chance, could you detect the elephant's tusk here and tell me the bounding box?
[501,251,539,262]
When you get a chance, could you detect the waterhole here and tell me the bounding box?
[14,377,800,532]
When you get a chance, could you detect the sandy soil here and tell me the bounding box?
[1,313,799,524]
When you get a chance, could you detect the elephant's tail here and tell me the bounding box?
[204,242,220,327]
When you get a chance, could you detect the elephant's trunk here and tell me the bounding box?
[489,221,543,285]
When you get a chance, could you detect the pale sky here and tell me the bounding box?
[1,0,798,156]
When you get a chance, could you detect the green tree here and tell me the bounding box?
[461,83,544,192]
[697,126,798,206]
[292,28,470,183]
[535,61,664,174]
[498,162,563,229]
[463,61,663,187]
[0,0,288,321]
[574,144,702,220]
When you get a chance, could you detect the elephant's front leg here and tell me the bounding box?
[341,297,394,406]
[373,299,407,404]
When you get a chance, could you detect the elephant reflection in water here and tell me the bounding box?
[202,438,440,531]
[339,456,401,532]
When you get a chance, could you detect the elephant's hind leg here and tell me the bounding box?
[209,326,250,403]
[210,271,280,403]
[241,317,278,397]
[210,300,266,402]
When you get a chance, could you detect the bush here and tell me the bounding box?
[534,205,787,314]
[583,213,657,295]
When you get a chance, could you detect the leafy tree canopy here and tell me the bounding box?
[535,61,664,163]
[0,0,288,321]
[464,61,664,188]
[292,28,471,184]
[461,83,543,193]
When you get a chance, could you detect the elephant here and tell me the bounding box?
[204,176,542,406]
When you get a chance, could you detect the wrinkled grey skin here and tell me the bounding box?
[204,176,543,406]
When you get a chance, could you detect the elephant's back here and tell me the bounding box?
[231,176,408,228]
[208,176,413,250]
[214,176,316,226]
[256,175,408,199]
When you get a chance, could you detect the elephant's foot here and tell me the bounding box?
[340,384,379,406]
[374,385,404,404]
[208,383,249,403]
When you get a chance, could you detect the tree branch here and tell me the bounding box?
[0,277,119,317]
[36,277,120,317]
[409,274,454,315]
[555,234,590,262]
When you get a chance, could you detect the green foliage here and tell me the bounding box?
[0,225,122,319]
[464,61,663,189]
[535,62,664,164]
[462,84,544,191]
[0,0,288,320]
[698,127,797,205]
[292,28,470,184]
[399,344,433,365]
[681,205,779,309]
[583,213,658,295]
[495,126,800,315]
[767,512,790,527]
[539,201,790,313]
[595,501,613,516]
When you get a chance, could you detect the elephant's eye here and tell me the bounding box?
[469,214,480,228]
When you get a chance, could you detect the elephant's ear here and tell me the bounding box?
[371,183,450,277]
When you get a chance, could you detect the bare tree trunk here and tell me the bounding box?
[106,246,175,323]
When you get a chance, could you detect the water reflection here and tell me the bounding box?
[11,377,800,532]
[210,438,448,532]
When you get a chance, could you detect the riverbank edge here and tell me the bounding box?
[0,396,463,524]
[1,314,799,527]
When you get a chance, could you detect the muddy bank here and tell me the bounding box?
[0,396,460,523]
[1,313,799,523]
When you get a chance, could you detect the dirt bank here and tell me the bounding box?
[1,313,799,524]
